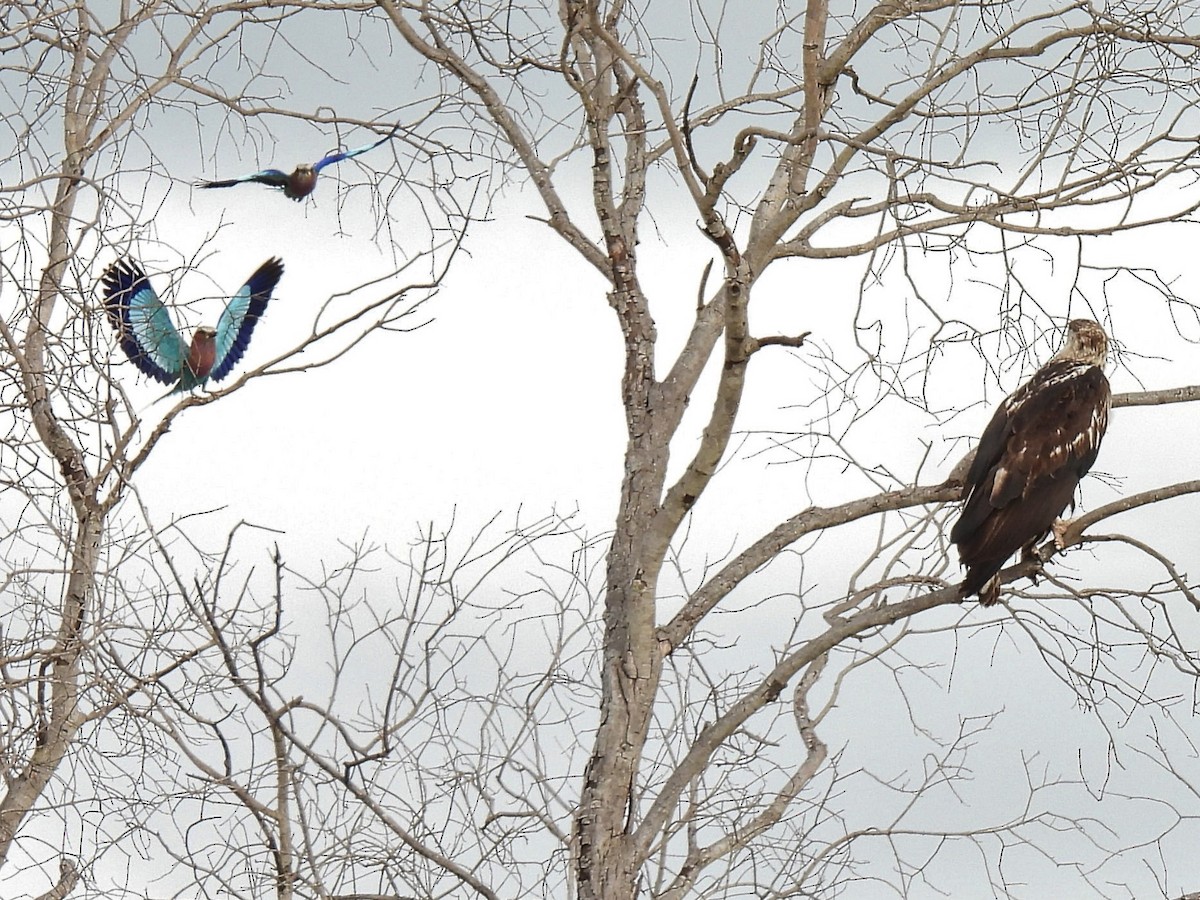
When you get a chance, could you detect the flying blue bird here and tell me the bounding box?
[101,257,284,393]
[197,123,400,201]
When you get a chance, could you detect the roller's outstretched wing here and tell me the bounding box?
[101,259,186,385]
[197,169,291,191]
[211,258,285,382]
[312,123,401,173]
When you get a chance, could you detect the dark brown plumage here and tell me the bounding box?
[951,319,1111,605]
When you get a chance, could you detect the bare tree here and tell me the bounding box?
[365,1,1200,898]
[0,4,459,896]
[7,0,1200,898]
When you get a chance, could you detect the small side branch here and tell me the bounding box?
[749,331,813,352]
[682,73,707,183]
[1060,480,1200,546]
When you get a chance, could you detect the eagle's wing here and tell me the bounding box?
[210,258,284,382]
[101,259,186,385]
[952,386,1021,542]
[993,362,1109,500]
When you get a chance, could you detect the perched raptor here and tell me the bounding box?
[950,319,1111,605]
[102,257,284,393]
[197,123,400,201]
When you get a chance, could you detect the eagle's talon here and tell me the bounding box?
[1051,518,1072,551]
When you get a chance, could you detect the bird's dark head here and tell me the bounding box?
[193,325,217,343]
[1052,318,1108,368]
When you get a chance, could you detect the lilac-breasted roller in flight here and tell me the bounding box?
[101,257,284,393]
[197,123,400,201]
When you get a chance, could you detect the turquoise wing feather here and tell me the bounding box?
[198,169,290,190]
[312,123,400,173]
[101,259,186,384]
[212,258,284,382]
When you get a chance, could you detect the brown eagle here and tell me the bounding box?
[951,319,1111,605]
